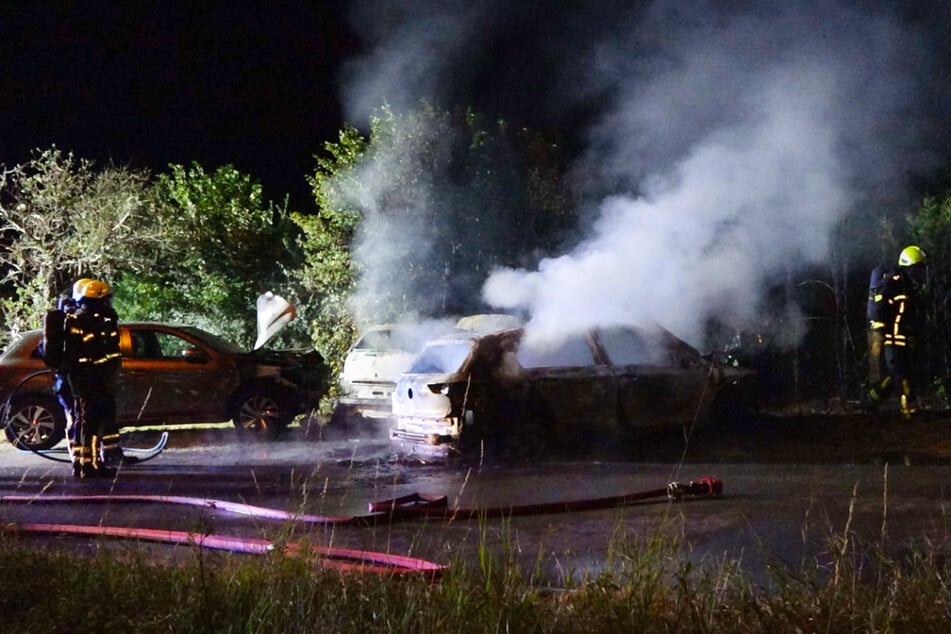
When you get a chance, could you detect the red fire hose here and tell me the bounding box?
[368,476,722,519]
[11,522,445,577]
[0,476,722,577]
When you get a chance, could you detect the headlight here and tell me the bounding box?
[427,383,450,395]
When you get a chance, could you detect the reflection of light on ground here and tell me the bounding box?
[120,421,234,432]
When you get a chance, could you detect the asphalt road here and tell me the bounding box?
[1,412,950,587]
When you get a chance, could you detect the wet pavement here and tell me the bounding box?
[1,411,950,587]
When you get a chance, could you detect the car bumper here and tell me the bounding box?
[390,416,460,457]
[336,395,394,419]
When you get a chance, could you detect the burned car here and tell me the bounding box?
[0,322,326,450]
[332,315,523,428]
[390,323,755,458]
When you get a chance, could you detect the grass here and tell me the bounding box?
[1,514,950,634]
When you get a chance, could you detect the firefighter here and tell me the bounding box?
[866,246,928,419]
[40,278,93,458]
[59,279,123,477]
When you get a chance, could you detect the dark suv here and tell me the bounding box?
[0,322,327,449]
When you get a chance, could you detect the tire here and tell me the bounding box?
[2,394,67,450]
[231,386,292,438]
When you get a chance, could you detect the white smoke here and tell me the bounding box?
[485,68,850,345]
[483,2,929,346]
[341,1,488,125]
[340,1,936,346]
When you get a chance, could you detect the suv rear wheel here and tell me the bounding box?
[231,386,292,438]
[2,395,67,450]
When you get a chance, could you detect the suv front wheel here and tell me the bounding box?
[2,394,67,450]
[231,386,292,438]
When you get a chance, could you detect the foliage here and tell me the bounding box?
[908,191,951,384]
[2,523,950,633]
[339,103,575,324]
[291,126,366,403]
[113,162,304,348]
[294,106,576,400]
[0,147,158,343]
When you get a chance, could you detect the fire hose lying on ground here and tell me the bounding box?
[0,477,722,578]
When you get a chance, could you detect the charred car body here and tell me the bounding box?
[391,323,755,458]
[0,322,326,449]
[332,315,523,428]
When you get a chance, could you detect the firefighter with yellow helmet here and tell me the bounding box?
[866,246,928,419]
[41,278,95,455]
[45,278,123,477]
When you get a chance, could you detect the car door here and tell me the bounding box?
[118,325,232,425]
[516,331,619,447]
[597,326,713,431]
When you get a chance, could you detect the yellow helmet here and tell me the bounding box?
[71,278,95,301]
[77,279,112,299]
[898,245,926,267]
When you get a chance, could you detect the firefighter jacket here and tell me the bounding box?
[872,268,920,348]
[62,300,121,396]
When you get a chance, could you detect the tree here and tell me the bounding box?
[290,127,366,401]
[113,163,303,348]
[0,147,159,343]
[908,191,951,387]
[292,107,576,402]
[336,104,575,324]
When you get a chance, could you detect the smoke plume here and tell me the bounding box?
[341,1,942,346]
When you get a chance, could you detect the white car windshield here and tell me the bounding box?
[407,341,472,374]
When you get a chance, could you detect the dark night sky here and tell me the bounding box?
[0,2,358,210]
[3,1,951,214]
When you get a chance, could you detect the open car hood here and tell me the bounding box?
[254,291,296,350]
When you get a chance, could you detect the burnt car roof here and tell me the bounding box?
[406,322,703,371]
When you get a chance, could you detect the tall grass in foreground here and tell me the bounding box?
[1,525,949,634]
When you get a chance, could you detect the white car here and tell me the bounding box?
[333,325,419,425]
[332,315,524,429]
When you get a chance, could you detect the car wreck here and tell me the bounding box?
[332,314,524,428]
[390,323,755,459]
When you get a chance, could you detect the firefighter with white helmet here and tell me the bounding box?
[866,246,927,419]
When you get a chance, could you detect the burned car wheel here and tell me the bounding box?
[2,395,67,450]
[232,387,292,437]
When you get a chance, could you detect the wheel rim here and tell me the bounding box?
[237,396,281,432]
[9,404,57,447]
